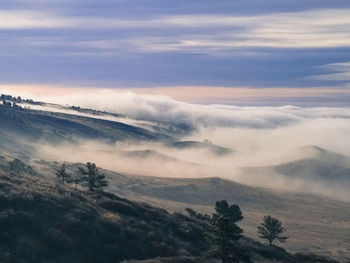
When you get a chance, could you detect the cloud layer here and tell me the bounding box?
[2,9,350,51]
[1,1,350,102]
[6,88,350,155]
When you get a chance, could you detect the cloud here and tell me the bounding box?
[3,85,350,130]
[0,10,70,29]
[133,9,350,52]
[129,9,350,51]
[1,8,350,52]
[0,10,149,29]
[28,89,350,157]
[311,62,350,82]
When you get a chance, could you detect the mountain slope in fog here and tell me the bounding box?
[243,146,350,185]
[122,150,201,166]
[0,103,188,143]
[298,145,350,168]
[275,158,350,182]
[167,140,235,156]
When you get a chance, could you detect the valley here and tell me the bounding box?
[1,99,349,261]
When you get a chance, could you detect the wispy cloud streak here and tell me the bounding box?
[312,62,350,82]
[1,9,350,51]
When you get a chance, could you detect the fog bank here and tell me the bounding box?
[2,89,350,201]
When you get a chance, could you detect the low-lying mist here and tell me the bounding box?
[36,135,350,202]
[2,88,350,202]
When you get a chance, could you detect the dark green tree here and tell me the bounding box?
[8,159,26,173]
[71,173,83,188]
[257,215,289,246]
[185,207,198,218]
[185,207,211,221]
[205,200,244,263]
[78,162,109,192]
[8,159,34,174]
[55,164,72,185]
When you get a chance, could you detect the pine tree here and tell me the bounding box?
[55,164,72,185]
[78,162,109,192]
[8,159,25,173]
[205,200,244,263]
[257,215,289,246]
[71,173,83,188]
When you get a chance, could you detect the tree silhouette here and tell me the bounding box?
[257,215,289,246]
[55,164,72,185]
[71,173,83,188]
[8,159,34,174]
[78,162,109,192]
[8,159,26,173]
[205,200,244,263]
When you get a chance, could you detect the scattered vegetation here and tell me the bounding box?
[0,157,340,263]
[7,158,34,175]
[55,162,109,192]
[257,215,289,246]
[1,94,37,105]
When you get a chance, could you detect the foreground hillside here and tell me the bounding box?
[103,172,350,261]
[0,165,206,262]
[9,155,348,261]
[0,161,341,263]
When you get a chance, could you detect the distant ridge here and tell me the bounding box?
[242,145,350,184]
[298,145,350,168]
[167,140,235,156]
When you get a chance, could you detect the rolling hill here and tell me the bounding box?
[0,158,342,263]
[23,159,350,262]
[243,146,350,186]
[167,140,236,156]
[1,96,350,262]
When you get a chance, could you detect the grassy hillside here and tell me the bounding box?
[0,161,341,263]
[0,166,207,263]
[19,159,350,262]
[0,103,172,143]
[102,174,350,261]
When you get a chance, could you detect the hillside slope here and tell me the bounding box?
[0,163,340,263]
[28,161,350,262]
[0,103,172,143]
[0,167,207,263]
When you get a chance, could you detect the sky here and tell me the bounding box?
[1,0,350,105]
